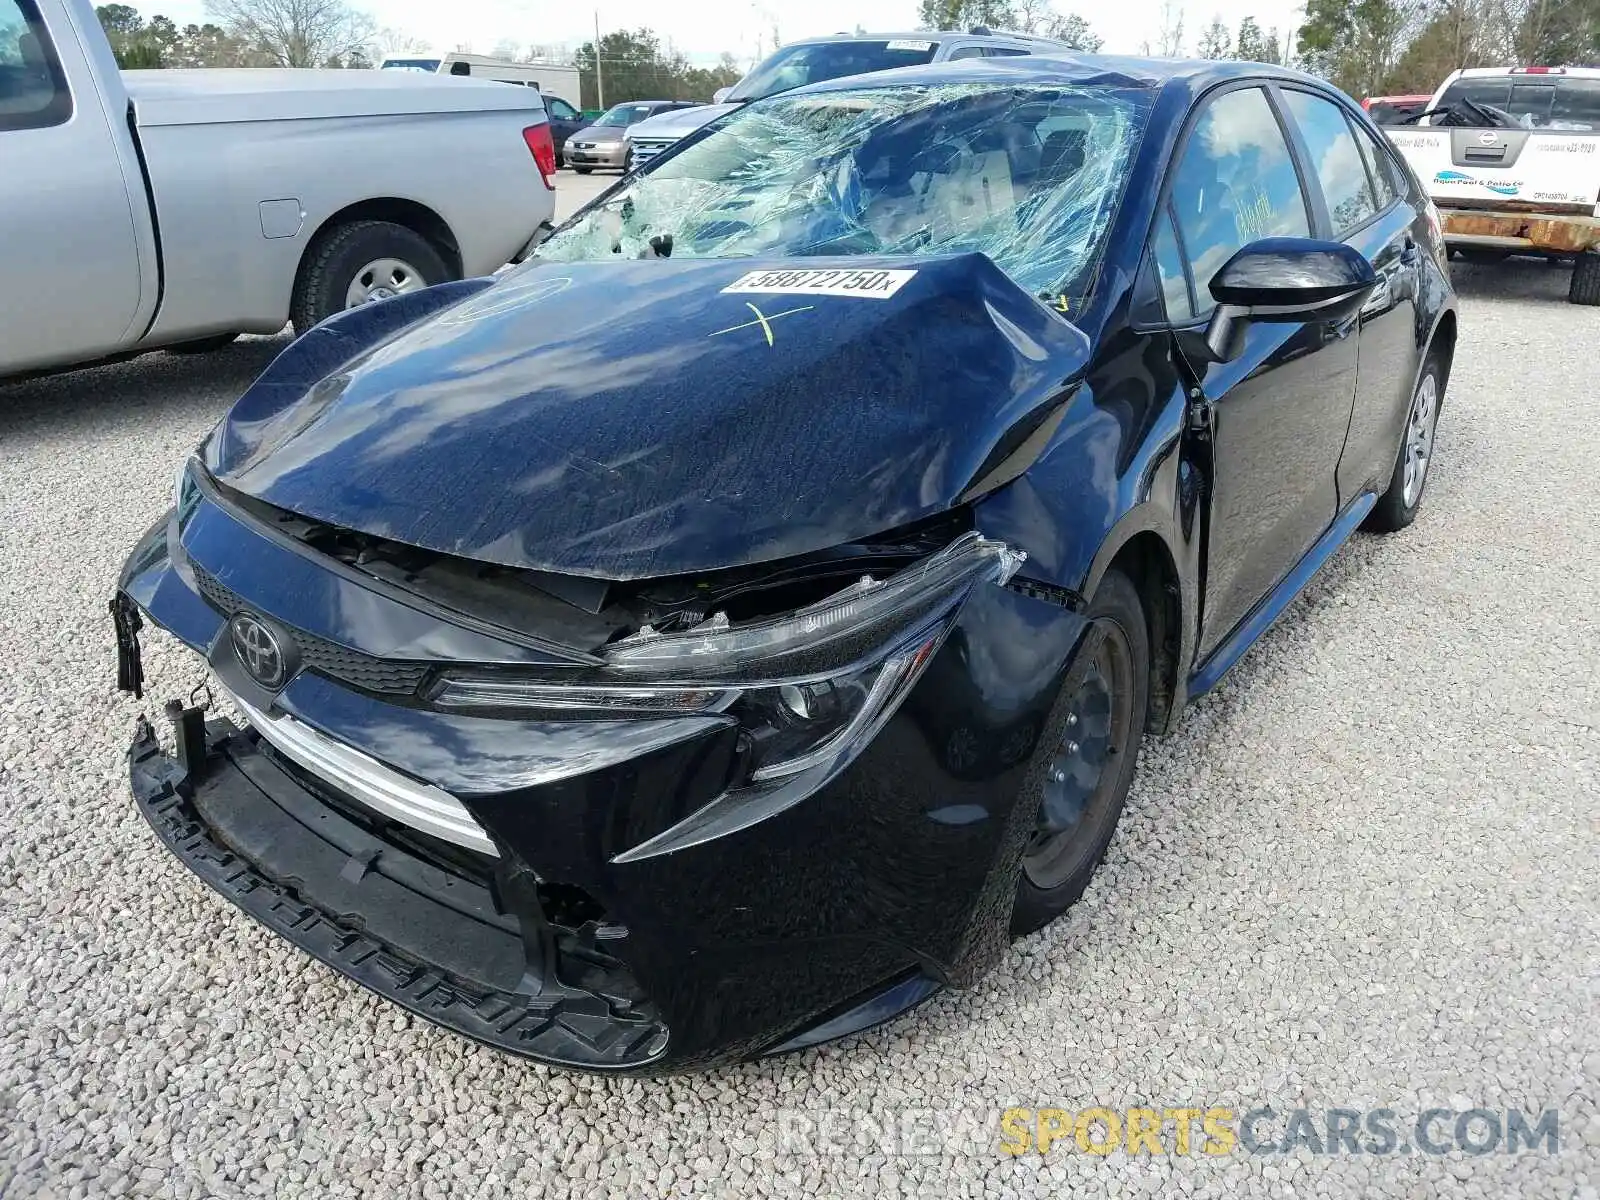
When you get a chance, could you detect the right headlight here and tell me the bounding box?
[428,532,1024,783]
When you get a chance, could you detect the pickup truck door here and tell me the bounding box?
[0,0,148,373]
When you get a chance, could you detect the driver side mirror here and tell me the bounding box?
[1202,237,1378,363]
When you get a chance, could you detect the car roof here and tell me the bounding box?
[781,51,1326,96]
[784,29,1073,48]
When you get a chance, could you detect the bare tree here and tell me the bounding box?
[205,0,376,66]
[373,26,428,59]
[1010,0,1105,46]
[1142,0,1187,54]
[1197,13,1233,56]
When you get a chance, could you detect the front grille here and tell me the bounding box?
[629,138,674,163]
[192,565,431,697]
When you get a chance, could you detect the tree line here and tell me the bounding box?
[95,0,1600,104]
[95,0,388,67]
[1296,0,1600,97]
[94,3,744,106]
[573,30,744,109]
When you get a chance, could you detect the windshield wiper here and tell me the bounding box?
[1404,99,1518,128]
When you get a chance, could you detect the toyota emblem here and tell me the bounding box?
[1478,131,1499,145]
[229,613,287,689]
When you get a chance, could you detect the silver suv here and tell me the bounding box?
[625,28,1076,170]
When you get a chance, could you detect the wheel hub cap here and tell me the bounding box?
[346,257,425,309]
[1402,373,1439,508]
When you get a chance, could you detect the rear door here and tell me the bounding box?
[1154,83,1361,657]
[1279,87,1425,504]
[0,0,147,372]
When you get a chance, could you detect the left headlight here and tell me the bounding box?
[428,532,1024,783]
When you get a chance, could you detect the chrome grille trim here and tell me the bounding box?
[227,688,500,858]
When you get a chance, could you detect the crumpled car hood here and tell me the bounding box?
[207,253,1089,580]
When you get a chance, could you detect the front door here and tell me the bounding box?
[1157,85,1361,658]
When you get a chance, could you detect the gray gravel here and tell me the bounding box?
[1,257,1596,1199]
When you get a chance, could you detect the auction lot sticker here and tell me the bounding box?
[722,268,918,299]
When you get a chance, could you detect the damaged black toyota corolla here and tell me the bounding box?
[114,57,1456,1071]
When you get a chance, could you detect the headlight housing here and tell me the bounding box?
[429,532,1024,784]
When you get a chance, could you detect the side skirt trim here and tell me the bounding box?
[1189,492,1377,698]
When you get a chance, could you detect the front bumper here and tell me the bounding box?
[563,142,626,168]
[1441,206,1600,254]
[116,484,1092,1071]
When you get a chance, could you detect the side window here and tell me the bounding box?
[1281,89,1377,235]
[1350,117,1401,208]
[986,47,1031,57]
[947,45,987,60]
[548,97,579,121]
[1151,209,1195,323]
[1168,86,1310,315]
[0,0,71,131]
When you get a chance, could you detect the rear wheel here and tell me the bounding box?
[290,220,450,335]
[1011,569,1149,936]
[1367,354,1444,532]
[574,166,593,175]
[1570,252,1600,306]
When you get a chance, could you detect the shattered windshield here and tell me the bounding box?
[537,81,1153,303]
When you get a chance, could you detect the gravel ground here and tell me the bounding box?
[1,258,1595,1199]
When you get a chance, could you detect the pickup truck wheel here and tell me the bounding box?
[1570,252,1600,306]
[291,220,450,334]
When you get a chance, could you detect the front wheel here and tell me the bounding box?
[1366,355,1444,533]
[290,220,450,335]
[573,166,594,175]
[1011,569,1149,936]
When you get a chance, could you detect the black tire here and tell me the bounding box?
[165,332,239,354]
[290,220,450,335]
[1367,354,1445,533]
[574,166,594,175]
[1011,569,1149,936]
[1570,252,1600,306]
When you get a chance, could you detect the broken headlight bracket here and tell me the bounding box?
[428,532,1025,789]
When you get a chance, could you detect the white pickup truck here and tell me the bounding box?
[1,0,557,378]
[1385,66,1600,305]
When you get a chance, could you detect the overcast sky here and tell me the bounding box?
[154,0,1305,67]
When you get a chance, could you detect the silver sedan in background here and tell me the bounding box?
[563,100,701,172]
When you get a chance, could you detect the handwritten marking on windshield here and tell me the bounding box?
[709,303,814,347]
